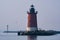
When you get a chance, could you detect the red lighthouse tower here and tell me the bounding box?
[27,5,38,31]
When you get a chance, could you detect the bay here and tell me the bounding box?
[0,33,60,40]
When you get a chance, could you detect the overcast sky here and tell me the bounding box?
[0,0,60,31]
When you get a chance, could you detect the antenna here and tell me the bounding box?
[7,25,8,32]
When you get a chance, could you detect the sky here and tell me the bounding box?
[0,0,60,31]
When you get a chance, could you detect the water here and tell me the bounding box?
[0,33,60,40]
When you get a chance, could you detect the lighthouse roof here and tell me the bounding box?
[30,5,35,13]
[31,5,34,8]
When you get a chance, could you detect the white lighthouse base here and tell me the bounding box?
[26,27,38,31]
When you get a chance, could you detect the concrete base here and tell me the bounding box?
[26,27,38,31]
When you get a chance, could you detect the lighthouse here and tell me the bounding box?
[27,5,38,31]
